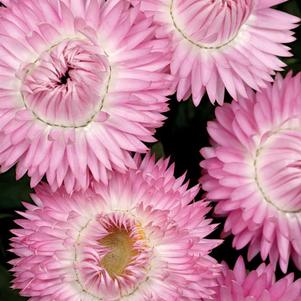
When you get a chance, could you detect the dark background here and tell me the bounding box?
[0,1,301,299]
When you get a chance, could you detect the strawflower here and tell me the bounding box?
[11,155,221,300]
[136,0,299,105]
[200,72,301,272]
[0,0,172,193]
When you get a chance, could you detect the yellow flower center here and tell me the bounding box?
[99,230,137,277]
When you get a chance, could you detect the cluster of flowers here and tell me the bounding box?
[0,0,300,299]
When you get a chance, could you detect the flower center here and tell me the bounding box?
[59,68,72,85]
[170,0,253,49]
[74,213,152,299]
[99,229,137,277]
[254,128,301,213]
[20,39,111,128]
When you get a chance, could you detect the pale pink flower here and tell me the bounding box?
[210,257,301,301]
[136,0,299,105]
[0,0,172,193]
[200,73,301,273]
[10,155,221,301]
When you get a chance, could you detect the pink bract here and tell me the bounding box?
[10,155,221,300]
[0,0,172,193]
[136,0,299,105]
[209,257,301,301]
[200,73,301,273]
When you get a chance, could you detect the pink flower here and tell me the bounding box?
[200,73,301,273]
[210,257,301,301]
[136,0,299,105]
[10,155,221,300]
[0,0,172,193]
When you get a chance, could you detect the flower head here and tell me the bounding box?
[0,0,172,193]
[200,73,301,272]
[136,0,299,105]
[210,257,301,301]
[11,155,220,300]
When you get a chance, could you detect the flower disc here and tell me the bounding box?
[21,39,110,128]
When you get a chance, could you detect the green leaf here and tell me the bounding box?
[151,142,165,159]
